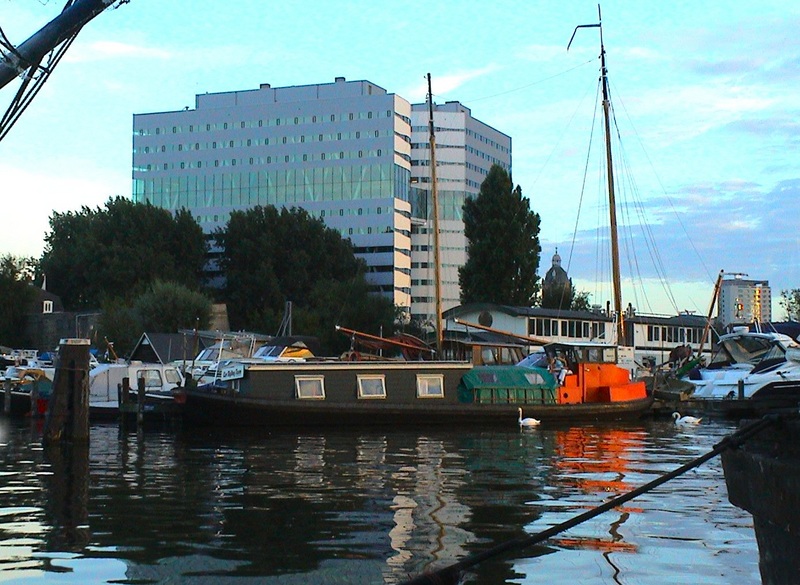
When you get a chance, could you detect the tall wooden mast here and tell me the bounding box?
[569,5,624,345]
[427,73,444,356]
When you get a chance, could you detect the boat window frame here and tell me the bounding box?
[416,374,445,398]
[295,375,325,400]
[136,369,164,390]
[357,374,386,399]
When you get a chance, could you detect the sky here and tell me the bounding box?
[1,0,798,319]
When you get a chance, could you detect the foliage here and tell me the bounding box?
[572,290,592,312]
[459,165,541,305]
[0,255,36,347]
[780,289,800,321]
[39,197,207,310]
[97,298,141,359]
[96,281,212,358]
[134,280,212,334]
[214,206,396,352]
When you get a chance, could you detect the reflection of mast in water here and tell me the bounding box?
[382,435,472,583]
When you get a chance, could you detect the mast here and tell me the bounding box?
[427,73,444,357]
[569,5,624,345]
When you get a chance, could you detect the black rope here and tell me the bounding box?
[400,413,786,585]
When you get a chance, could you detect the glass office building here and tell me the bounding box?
[132,78,511,318]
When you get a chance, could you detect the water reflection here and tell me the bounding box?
[0,419,760,584]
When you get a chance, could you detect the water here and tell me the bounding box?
[0,417,760,584]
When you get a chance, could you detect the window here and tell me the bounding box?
[42,300,53,314]
[417,375,444,398]
[295,376,325,399]
[240,121,245,128]
[357,375,385,399]
[137,369,163,390]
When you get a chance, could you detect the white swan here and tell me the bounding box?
[673,412,702,425]
[518,407,540,427]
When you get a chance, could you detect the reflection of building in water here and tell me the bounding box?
[549,427,646,554]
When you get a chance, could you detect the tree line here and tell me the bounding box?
[3,165,607,356]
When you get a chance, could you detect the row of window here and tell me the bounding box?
[530,318,603,340]
[410,125,510,154]
[135,129,392,154]
[136,110,401,136]
[412,142,507,168]
[645,325,704,344]
[136,148,390,172]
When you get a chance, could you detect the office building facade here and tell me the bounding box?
[718,275,771,326]
[132,78,511,321]
[408,101,512,323]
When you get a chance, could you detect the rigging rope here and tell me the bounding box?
[400,412,787,585]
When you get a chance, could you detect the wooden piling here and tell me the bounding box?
[3,378,10,414]
[137,376,145,426]
[43,339,91,443]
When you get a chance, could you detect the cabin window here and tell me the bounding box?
[295,375,325,399]
[42,300,53,314]
[137,370,163,389]
[357,375,386,399]
[165,369,182,385]
[523,371,545,385]
[417,374,444,398]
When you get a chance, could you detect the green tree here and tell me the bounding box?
[459,165,541,305]
[39,197,207,310]
[134,280,212,333]
[780,289,800,320]
[215,205,396,351]
[571,290,592,312]
[96,281,212,358]
[0,255,36,346]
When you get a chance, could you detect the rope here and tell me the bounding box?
[400,413,786,585]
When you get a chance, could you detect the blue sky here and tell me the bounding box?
[1,1,798,318]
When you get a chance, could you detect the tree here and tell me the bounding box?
[571,290,592,312]
[780,289,800,320]
[215,205,396,351]
[0,255,36,346]
[96,281,212,357]
[134,280,212,334]
[459,165,541,305]
[39,197,207,310]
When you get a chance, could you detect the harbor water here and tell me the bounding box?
[0,417,759,584]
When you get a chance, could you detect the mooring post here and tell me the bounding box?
[30,378,39,417]
[43,338,91,443]
[137,376,145,426]
[3,378,10,414]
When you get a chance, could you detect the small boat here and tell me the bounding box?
[89,361,186,420]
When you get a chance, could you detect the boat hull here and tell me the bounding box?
[722,416,800,584]
[183,360,653,426]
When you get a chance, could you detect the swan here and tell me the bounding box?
[518,407,540,427]
[673,412,702,425]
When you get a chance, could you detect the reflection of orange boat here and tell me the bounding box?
[550,427,647,553]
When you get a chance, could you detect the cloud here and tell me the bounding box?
[401,65,500,103]
[542,175,800,314]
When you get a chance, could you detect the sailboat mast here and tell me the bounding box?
[597,14,625,346]
[427,73,444,357]
[569,5,625,346]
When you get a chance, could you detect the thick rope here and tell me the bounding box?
[401,413,786,585]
